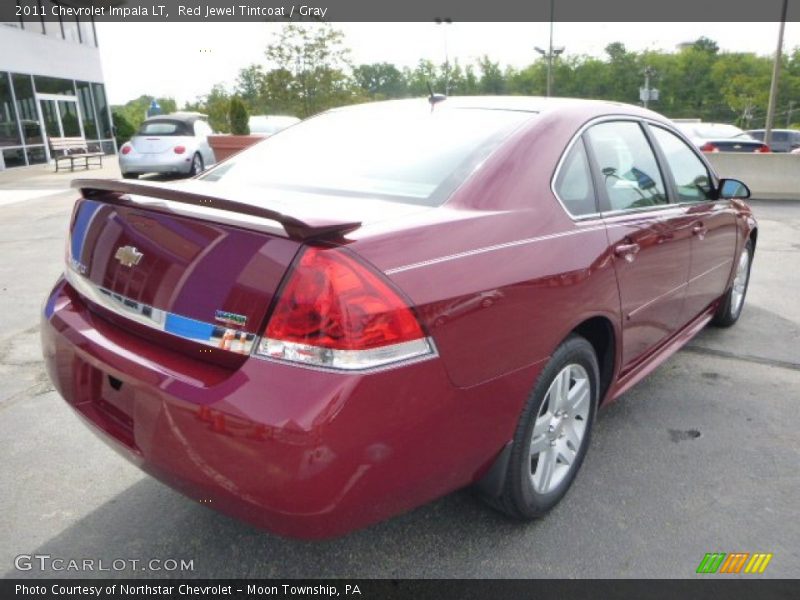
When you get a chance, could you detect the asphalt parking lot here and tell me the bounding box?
[0,169,798,579]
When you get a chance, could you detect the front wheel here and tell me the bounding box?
[488,334,599,519]
[712,239,753,328]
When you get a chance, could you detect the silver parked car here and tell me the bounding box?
[247,115,300,136]
[119,113,216,179]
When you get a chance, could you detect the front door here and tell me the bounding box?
[646,125,738,323]
[585,119,693,370]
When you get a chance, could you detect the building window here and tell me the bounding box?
[25,145,47,164]
[11,74,42,145]
[0,73,23,148]
[2,148,27,168]
[90,83,112,139]
[76,81,98,139]
[33,75,75,96]
[61,16,80,44]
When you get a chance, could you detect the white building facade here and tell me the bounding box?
[1,3,115,170]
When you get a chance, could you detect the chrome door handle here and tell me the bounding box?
[614,242,641,262]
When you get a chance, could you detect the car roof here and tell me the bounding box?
[332,95,649,117]
[143,112,207,125]
[747,128,797,133]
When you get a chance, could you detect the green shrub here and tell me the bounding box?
[228,97,250,135]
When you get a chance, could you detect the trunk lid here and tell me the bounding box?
[67,196,301,364]
[130,135,182,154]
[65,178,427,364]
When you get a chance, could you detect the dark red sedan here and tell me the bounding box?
[42,97,757,538]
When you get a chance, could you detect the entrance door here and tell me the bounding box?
[37,94,84,162]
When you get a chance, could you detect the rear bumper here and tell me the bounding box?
[42,278,534,538]
[119,153,192,175]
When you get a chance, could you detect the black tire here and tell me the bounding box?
[712,239,753,328]
[189,153,204,177]
[122,172,138,179]
[489,334,599,519]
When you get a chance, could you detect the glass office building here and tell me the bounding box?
[1,3,116,170]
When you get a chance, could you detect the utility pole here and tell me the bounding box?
[639,67,659,109]
[534,0,564,97]
[765,0,789,148]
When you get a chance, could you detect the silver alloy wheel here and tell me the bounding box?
[529,363,591,494]
[730,249,750,316]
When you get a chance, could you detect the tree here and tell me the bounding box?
[264,23,353,117]
[235,64,267,112]
[352,62,407,99]
[477,56,506,94]
[111,109,135,146]
[110,95,178,133]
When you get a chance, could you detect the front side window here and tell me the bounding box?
[554,138,597,216]
[651,126,714,203]
[585,121,667,212]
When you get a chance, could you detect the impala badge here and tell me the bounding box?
[215,310,248,328]
[114,245,144,267]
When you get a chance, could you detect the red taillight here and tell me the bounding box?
[174,145,186,154]
[256,246,433,370]
[755,144,771,153]
[699,142,719,153]
[121,145,132,155]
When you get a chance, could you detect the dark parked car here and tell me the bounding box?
[673,121,770,153]
[746,128,800,153]
[42,97,757,538]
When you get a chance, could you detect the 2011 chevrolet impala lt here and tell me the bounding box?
[42,97,757,538]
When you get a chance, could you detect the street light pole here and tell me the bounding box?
[535,0,563,97]
[435,18,452,95]
[547,0,554,97]
[764,0,789,148]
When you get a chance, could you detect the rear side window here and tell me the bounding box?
[554,138,597,216]
[650,126,714,203]
[585,121,667,212]
[137,121,190,136]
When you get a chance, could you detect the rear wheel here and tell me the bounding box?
[712,239,753,327]
[189,153,204,177]
[489,335,599,519]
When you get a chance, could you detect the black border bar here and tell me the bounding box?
[3,0,800,22]
[4,579,800,600]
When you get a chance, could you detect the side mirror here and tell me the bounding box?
[718,178,751,200]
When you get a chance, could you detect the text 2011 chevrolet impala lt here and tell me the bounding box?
[42,97,756,538]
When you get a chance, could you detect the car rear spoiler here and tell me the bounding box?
[71,178,362,240]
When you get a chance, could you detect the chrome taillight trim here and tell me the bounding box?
[64,268,258,355]
[252,336,438,373]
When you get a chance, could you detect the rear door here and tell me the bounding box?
[585,120,693,370]
[647,125,737,325]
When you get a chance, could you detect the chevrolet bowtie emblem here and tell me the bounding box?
[114,245,144,268]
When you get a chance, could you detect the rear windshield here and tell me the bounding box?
[201,103,533,205]
[137,120,192,136]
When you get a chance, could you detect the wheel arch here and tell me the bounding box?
[572,315,617,406]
